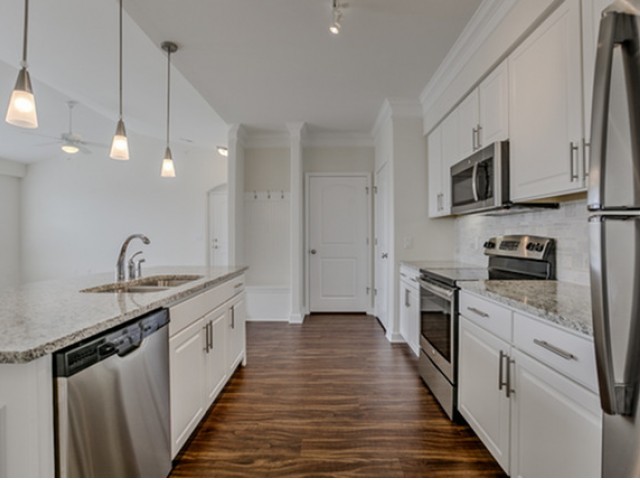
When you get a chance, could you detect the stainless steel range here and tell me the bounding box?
[418,234,556,419]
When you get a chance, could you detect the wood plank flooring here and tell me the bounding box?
[170,314,505,478]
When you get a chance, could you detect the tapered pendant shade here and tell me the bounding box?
[110,119,129,160]
[160,147,176,177]
[6,68,37,128]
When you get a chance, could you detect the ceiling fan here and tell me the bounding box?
[35,101,106,155]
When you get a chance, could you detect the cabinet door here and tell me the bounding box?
[169,318,206,457]
[509,0,584,201]
[510,349,602,477]
[203,306,228,406]
[399,281,411,348]
[227,294,246,373]
[440,111,458,214]
[479,60,509,147]
[458,89,480,159]
[458,316,511,473]
[427,125,444,218]
[407,287,420,357]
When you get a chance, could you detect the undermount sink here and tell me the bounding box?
[82,274,203,294]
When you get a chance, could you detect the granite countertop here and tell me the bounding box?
[401,260,484,271]
[459,280,593,337]
[0,266,247,364]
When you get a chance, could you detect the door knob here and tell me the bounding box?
[310,249,317,255]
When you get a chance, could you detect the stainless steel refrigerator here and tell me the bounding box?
[589,1,640,476]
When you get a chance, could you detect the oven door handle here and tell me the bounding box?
[418,278,454,300]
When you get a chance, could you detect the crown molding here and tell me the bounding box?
[419,0,518,114]
[228,124,248,146]
[371,98,422,139]
[304,132,374,148]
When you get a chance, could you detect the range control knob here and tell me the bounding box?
[535,243,545,252]
[526,242,534,251]
[484,241,495,249]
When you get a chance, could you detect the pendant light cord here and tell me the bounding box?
[166,48,171,148]
[21,0,29,66]
[118,0,123,120]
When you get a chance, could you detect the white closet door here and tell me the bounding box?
[308,175,369,312]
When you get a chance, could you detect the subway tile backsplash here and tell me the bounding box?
[454,199,589,285]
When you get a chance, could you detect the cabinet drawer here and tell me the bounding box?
[513,312,597,392]
[169,275,244,337]
[400,265,420,290]
[459,291,512,341]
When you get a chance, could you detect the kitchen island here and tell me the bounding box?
[0,266,247,477]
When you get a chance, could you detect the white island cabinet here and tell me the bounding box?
[169,275,246,458]
[458,289,602,477]
[0,267,246,477]
[399,264,420,356]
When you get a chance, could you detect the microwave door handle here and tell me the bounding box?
[471,162,479,202]
[588,12,618,209]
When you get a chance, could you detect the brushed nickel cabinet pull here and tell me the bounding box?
[533,339,577,360]
[467,306,489,318]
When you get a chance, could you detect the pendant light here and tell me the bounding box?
[110,0,129,160]
[160,41,178,178]
[329,0,343,35]
[5,0,38,129]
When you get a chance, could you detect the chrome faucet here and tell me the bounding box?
[128,251,146,280]
[116,234,150,282]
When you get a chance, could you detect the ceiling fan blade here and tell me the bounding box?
[36,141,62,147]
[82,140,109,149]
[21,131,60,141]
[78,144,92,155]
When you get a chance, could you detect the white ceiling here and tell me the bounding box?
[0,0,481,164]
[123,0,482,135]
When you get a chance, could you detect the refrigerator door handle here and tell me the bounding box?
[588,12,618,210]
[590,216,636,415]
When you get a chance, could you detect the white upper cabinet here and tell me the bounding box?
[457,89,480,160]
[509,0,585,201]
[478,60,509,147]
[457,60,509,160]
[428,114,457,218]
[427,125,444,218]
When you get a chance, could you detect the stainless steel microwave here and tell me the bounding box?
[450,141,509,215]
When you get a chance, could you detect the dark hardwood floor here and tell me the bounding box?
[170,314,505,478]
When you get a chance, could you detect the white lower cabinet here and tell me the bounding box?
[399,266,420,356]
[510,349,602,477]
[458,316,511,472]
[458,290,602,477]
[169,276,246,458]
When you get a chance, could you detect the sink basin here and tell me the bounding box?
[135,275,203,288]
[81,274,203,293]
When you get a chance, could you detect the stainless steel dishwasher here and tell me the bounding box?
[53,309,171,478]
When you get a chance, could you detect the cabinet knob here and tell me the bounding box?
[310,249,317,255]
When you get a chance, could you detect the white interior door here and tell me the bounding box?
[208,188,228,267]
[374,164,389,329]
[308,175,369,312]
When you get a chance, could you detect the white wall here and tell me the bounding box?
[304,146,375,173]
[455,198,589,285]
[242,147,291,288]
[21,132,227,282]
[0,172,22,288]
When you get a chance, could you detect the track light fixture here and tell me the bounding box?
[329,0,343,35]
[160,41,178,178]
[6,0,38,129]
[110,0,130,160]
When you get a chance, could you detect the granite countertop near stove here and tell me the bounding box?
[0,266,247,364]
[459,280,593,337]
[401,260,485,271]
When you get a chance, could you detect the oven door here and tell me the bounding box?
[418,278,456,382]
